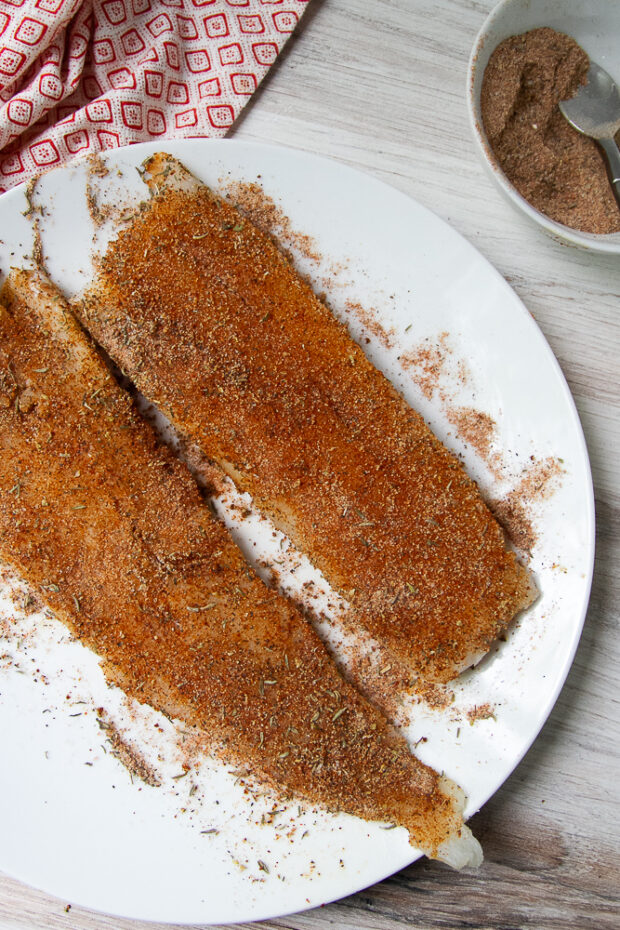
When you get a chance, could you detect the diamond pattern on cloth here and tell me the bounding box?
[0,0,310,192]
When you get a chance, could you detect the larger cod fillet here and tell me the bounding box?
[74,153,536,687]
[0,267,481,868]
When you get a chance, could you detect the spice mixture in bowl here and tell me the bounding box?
[468,0,620,253]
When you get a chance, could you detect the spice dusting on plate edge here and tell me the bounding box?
[96,708,161,787]
[223,179,322,264]
[490,456,564,553]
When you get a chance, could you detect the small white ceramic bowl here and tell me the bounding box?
[467,0,620,254]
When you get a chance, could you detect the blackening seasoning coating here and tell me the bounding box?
[0,267,481,867]
[75,152,536,692]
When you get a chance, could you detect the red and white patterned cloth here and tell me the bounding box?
[0,0,310,192]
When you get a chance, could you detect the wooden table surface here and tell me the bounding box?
[1,2,619,929]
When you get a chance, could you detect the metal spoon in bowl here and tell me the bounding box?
[559,61,620,205]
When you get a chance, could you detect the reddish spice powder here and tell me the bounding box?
[466,703,496,724]
[224,179,322,262]
[480,27,620,235]
[446,406,497,462]
[490,456,563,552]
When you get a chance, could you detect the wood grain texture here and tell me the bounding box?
[1,1,619,928]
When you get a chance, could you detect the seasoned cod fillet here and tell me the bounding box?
[74,153,536,686]
[0,267,481,867]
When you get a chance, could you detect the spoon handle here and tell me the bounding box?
[599,138,620,204]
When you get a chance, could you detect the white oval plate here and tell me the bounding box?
[0,140,594,924]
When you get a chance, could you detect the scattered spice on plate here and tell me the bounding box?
[480,27,620,234]
[490,456,563,553]
[445,406,497,463]
[97,709,161,787]
[223,179,322,262]
[466,703,496,724]
[399,334,451,400]
[344,298,396,350]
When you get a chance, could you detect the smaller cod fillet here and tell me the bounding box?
[0,267,481,868]
[75,153,536,687]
